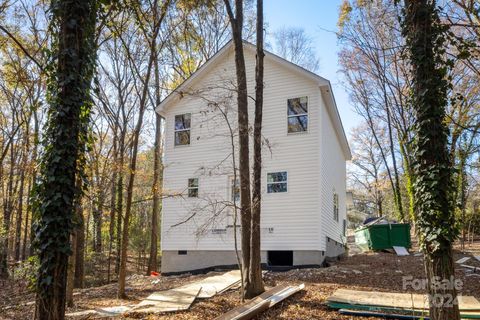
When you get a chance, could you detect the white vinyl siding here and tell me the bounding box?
[161,45,346,252]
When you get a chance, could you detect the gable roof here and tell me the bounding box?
[156,40,351,160]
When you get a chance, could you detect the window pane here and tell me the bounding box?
[288,115,308,133]
[175,131,190,145]
[188,188,198,197]
[188,178,198,188]
[175,113,191,130]
[267,182,287,193]
[231,178,240,202]
[267,172,287,183]
[287,97,308,115]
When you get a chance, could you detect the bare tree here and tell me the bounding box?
[271,27,320,72]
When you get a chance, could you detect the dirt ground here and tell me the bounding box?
[1,241,480,320]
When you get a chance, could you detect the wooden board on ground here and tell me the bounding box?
[130,286,201,314]
[215,284,305,320]
[457,257,471,264]
[66,306,132,318]
[327,289,480,311]
[181,270,241,298]
[393,246,409,256]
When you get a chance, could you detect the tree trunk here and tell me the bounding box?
[66,231,77,307]
[402,1,460,319]
[115,140,124,275]
[247,0,265,299]
[107,133,117,282]
[74,204,85,289]
[118,25,158,299]
[148,53,163,274]
[34,1,97,318]
[224,0,253,297]
[14,154,26,262]
[1,142,15,278]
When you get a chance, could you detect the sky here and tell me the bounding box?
[264,0,360,137]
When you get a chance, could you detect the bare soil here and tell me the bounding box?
[1,241,480,320]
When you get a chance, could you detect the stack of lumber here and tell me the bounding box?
[326,289,480,319]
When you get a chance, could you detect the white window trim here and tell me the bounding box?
[266,171,288,194]
[287,96,309,135]
[188,178,198,198]
[174,113,191,146]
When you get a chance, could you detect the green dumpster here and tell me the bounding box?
[354,223,411,251]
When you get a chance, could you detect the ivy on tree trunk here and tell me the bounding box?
[32,0,98,319]
[400,1,460,319]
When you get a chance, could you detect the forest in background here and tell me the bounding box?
[0,0,322,287]
[342,0,480,244]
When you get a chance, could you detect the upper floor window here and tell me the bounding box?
[287,97,308,133]
[267,172,287,193]
[188,178,198,197]
[175,113,191,146]
[333,192,339,222]
[231,177,240,202]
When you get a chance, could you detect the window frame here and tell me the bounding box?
[333,192,339,222]
[187,178,199,198]
[266,171,288,194]
[287,96,309,134]
[174,113,191,146]
[230,176,240,203]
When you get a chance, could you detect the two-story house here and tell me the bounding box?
[156,41,351,275]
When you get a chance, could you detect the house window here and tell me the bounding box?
[287,97,308,133]
[267,172,287,193]
[231,177,240,202]
[188,178,198,197]
[175,113,191,145]
[333,193,339,221]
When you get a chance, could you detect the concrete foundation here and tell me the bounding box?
[161,246,345,275]
[325,236,346,259]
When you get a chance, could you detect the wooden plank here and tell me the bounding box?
[457,257,471,264]
[327,289,480,311]
[329,302,480,319]
[339,308,428,319]
[130,286,201,314]
[215,284,304,320]
[182,270,241,298]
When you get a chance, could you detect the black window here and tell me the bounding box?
[287,97,308,133]
[231,177,240,202]
[267,172,287,193]
[188,178,198,197]
[333,193,339,221]
[175,113,191,145]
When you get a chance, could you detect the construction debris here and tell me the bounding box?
[393,246,409,256]
[457,257,472,264]
[214,284,304,320]
[67,270,243,318]
[326,289,480,319]
[186,270,241,298]
[129,286,201,315]
[338,308,428,319]
[462,264,480,273]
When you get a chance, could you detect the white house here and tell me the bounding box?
[156,41,351,275]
